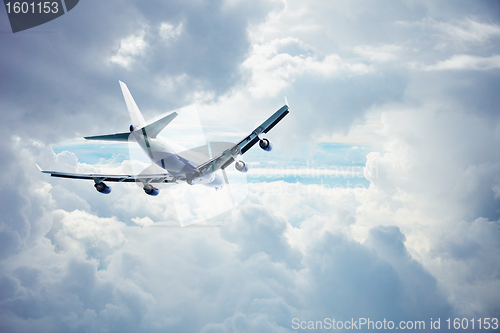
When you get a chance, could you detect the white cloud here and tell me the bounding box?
[430,217,500,316]
[424,54,500,71]
[3,1,500,331]
[4,110,500,329]
[159,22,183,41]
[1,179,456,331]
[355,106,500,317]
[131,216,154,227]
[352,44,403,62]
[201,311,294,333]
[109,30,148,69]
[46,209,126,258]
[434,18,500,49]
[242,37,373,98]
[396,17,500,51]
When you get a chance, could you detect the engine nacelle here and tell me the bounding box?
[259,138,273,152]
[95,182,111,194]
[235,160,248,173]
[143,185,159,196]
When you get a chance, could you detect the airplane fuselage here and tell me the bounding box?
[131,130,224,188]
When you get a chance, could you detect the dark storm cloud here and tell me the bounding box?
[0,0,278,142]
[140,0,276,90]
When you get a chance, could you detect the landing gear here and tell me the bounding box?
[186,172,200,185]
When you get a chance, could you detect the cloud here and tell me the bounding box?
[298,227,451,322]
[221,203,303,269]
[0,0,279,142]
[158,22,183,42]
[109,30,148,69]
[423,54,500,71]
[2,0,500,331]
[46,210,126,262]
[352,44,403,63]
[242,37,373,98]
[395,16,500,51]
[131,216,154,227]
[433,18,500,50]
[0,130,456,331]
[431,218,500,316]
[201,311,293,333]
[1,112,498,331]
[357,105,500,317]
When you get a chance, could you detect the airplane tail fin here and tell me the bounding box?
[120,80,178,137]
[119,80,147,128]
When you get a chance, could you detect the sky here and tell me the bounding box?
[1,0,500,332]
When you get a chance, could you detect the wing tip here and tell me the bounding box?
[36,164,43,172]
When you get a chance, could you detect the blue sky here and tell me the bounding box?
[1,1,500,332]
[51,140,371,189]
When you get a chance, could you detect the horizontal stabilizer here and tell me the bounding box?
[84,132,131,141]
[142,112,178,138]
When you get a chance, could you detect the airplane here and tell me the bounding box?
[38,81,289,196]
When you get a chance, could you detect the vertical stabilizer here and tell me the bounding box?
[119,81,147,128]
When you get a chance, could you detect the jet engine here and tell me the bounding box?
[143,184,159,196]
[94,182,111,194]
[259,138,273,152]
[235,160,248,173]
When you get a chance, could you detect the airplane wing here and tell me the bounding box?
[196,105,289,175]
[37,165,175,184]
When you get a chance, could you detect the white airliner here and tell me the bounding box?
[38,81,289,196]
